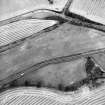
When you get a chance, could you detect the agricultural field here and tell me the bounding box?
[0,0,105,105]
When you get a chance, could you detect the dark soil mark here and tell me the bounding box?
[48,0,54,4]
